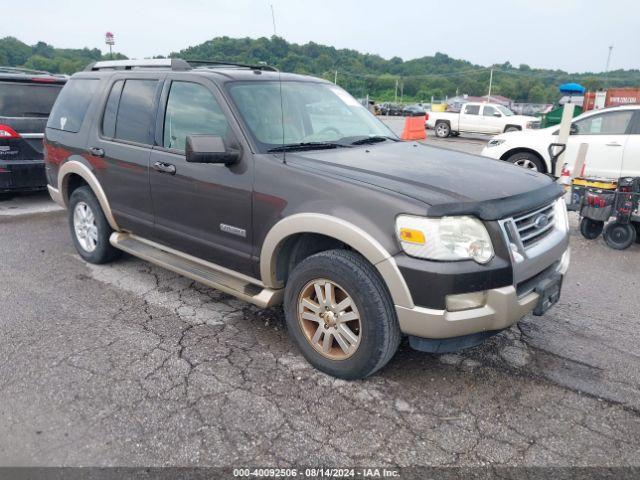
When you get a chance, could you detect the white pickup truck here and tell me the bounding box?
[426,102,540,138]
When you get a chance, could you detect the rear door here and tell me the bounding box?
[89,75,163,237]
[564,109,634,178]
[148,75,254,275]
[459,104,480,132]
[0,80,63,161]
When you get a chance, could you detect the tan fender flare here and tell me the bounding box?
[260,213,414,308]
[56,160,120,232]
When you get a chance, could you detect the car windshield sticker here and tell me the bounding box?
[60,117,67,130]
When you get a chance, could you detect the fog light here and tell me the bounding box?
[446,291,487,312]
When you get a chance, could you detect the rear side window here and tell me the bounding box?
[101,80,124,138]
[47,79,99,133]
[114,79,158,145]
[0,82,62,118]
[464,105,480,115]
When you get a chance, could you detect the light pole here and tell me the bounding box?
[604,45,613,88]
[105,32,115,60]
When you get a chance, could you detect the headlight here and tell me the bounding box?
[396,215,494,264]
[487,139,506,148]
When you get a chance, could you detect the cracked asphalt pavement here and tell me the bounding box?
[1,185,639,468]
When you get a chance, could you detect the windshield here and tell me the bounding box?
[228,81,395,152]
[496,105,514,117]
[0,82,62,118]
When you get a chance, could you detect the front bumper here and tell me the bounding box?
[0,159,46,192]
[395,247,570,339]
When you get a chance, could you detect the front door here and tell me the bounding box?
[563,109,634,178]
[149,77,254,276]
[480,104,502,134]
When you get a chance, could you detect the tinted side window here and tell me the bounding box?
[47,79,99,133]
[163,81,228,151]
[101,80,124,138]
[464,105,480,115]
[115,79,158,145]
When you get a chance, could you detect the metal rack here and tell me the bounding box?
[85,58,277,72]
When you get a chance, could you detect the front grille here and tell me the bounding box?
[513,202,556,249]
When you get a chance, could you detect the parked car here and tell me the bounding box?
[426,102,540,138]
[481,105,640,176]
[377,102,403,116]
[45,59,570,379]
[0,67,66,199]
[402,104,427,116]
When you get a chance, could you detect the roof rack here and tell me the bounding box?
[85,58,278,72]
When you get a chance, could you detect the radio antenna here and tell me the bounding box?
[269,4,286,162]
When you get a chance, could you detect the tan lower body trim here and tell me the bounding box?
[396,286,538,339]
[47,185,65,207]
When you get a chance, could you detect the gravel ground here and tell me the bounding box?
[1,139,639,469]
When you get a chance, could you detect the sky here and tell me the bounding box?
[4,0,640,73]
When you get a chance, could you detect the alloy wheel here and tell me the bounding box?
[514,158,538,171]
[73,201,98,252]
[297,278,361,360]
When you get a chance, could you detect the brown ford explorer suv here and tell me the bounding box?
[44,59,570,379]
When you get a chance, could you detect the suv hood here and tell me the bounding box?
[286,141,563,220]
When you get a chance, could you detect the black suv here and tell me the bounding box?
[44,59,570,379]
[0,67,66,198]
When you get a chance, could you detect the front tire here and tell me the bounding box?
[435,122,451,138]
[580,218,604,240]
[506,152,544,172]
[68,186,121,264]
[603,221,636,250]
[284,249,400,380]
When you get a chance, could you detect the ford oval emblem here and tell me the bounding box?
[534,214,550,229]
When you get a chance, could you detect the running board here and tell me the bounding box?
[109,232,283,308]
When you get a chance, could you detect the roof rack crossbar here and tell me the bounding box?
[188,59,278,72]
[0,66,60,76]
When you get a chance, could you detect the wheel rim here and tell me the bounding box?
[514,158,538,171]
[73,202,98,253]
[297,278,361,360]
[436,124,448,137]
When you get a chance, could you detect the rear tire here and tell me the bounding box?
[283,249,400,380]
[68,186,121,264]
[435,122,451,138]
[580,218,604,240]
[506,152,544,172]
[603,221,636,250]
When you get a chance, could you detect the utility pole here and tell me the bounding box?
[334,70,338,85]
[394,78,398,103]
[604,45,614,88]
[487,68,494,101]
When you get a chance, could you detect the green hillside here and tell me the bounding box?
[2,35,639,103]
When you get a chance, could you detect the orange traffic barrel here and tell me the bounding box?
[400,115,426,141]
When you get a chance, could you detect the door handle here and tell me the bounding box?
[153,161,176,175]
[89,147,105,157]
[606,142,622,147]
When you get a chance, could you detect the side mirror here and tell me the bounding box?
[570,124,579,135]
[493,112,502,117]
[185,135,240,165]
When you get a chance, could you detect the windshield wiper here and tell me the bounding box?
[350,135,397,145]
[267,142,349,153]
